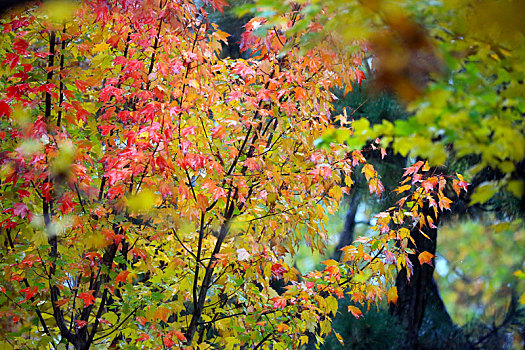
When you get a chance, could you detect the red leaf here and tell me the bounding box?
[204,0,228,13]
[13,202,29,218]
[0,100,10,117]
[271,263,286,279]
[19,286,38,303]
[136,316,149,326]
[75,320,88,329]
[244,158,259,171]
[211,186,227,201]
[39,83,55,93]
[75,80,89,93]
[21,255,41,268]
[211,125,226,140]
[78,291,96,306]
[17,189,30,199]
[3,53,19,69]
[58,192,75,214]
[271,296,287,309]
[233,62,255,78]
[174,330,187,342]
[163,336,174,348]
[181,126,197,137]
[403,161,424,177]
[56,298,69,307]
[13,39,28,54]
[354,69,366,86]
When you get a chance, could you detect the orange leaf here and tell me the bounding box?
[174,330,187,342]
[394,184,411,194]
[348,305,362,318]
[154,307,171,322]
[196,194,209,212]
[294,86,306,100]
[418,251,434,266]
[115,270,130,284]
[276,323,289,333]
[136,333,150,341]
[438,193,452,211]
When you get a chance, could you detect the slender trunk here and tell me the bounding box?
[390,203,438,350]
[332,190,361,261]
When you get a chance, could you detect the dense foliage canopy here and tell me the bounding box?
[1,0,522,349]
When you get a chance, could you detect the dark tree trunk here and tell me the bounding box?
[332,191,361,261]
[390,203,438,350]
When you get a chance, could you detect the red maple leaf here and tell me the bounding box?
[271,296,287,309]
[19,286,38,303]
[0,100,10,117]
[78,291,96,306]
[354,69,366,86]
[13,202,29,218]
[75,320,88,329]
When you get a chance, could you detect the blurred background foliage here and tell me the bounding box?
[436,218,525,324]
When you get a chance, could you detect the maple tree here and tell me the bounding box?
[0,1,469,349]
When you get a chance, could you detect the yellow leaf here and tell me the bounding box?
[300,335,309,345]
[394,184,411,194]
[322,259,338,266]
[507,180,524,197]
[326,296,338,315]
[398,228,410,239]
[387,286,398,305]
[470,182,498,205]
[128,189,156,212]
[214,30,230,43]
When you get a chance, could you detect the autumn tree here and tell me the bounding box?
[0,1,469,349]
